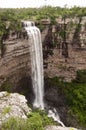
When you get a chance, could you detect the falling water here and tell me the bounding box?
[48,108,65,127]
[24,21,44,109]
[24,21,66,126]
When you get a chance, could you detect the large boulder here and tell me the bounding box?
[0,91,31,124]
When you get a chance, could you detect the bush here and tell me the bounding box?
[27,112,43,130]
[32,109,55,127]
[73,69,86,83]
[1,115,43,130]
[1,110,55,130]
[65,83,86,126]
[2,117,27,130]
[2,107,11,115]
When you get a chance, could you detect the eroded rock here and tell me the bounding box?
[0,91,31,124]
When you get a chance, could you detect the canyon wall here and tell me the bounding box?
[0,16,86,89]
[0,37,31,89]
[42,17,86,81]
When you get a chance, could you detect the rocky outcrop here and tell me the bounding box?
[0,91,31,124]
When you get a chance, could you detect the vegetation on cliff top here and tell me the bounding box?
[0,6,86,39]
[0,6,86,54]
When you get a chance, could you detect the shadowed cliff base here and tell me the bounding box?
[44,73,86,130]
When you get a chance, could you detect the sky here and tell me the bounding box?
[0,0,86,8]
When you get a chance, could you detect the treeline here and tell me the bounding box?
[0,6,86,21]
[0,6,86,44]
[0,6,86,36]
[0,9,22,54]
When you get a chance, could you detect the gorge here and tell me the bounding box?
[0,15,86,130]
[24,21,66,128]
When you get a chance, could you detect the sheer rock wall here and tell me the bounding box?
[41,17,86,81]
[0,16,86,89]
[0,38,31,88]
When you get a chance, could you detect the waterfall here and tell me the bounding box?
[24,21,44,109]
[24,21,65,127]
[48,108,65,127]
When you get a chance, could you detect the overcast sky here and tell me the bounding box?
[0,0,85,8]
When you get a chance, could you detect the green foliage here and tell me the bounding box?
[1,110,55,130]
[37,24,45,32]
[46,70,86,127]
[0,10,22,42]
[0,6,86,26]
[31,109,55,127]
[27,112,43,130]
[73,69,86,83]
[65,82,86,126]
[59,30,65,39]
[0,6,85,49]
[0,21,6,37]
[2,107,11,115]
[2,117,28,130]
[0,81,12,92]
[68,21,76,31]
[40,111,55,127]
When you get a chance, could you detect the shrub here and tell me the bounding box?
[2,107,11,115]
[27,112,43,130]
[2,117,27,130]
[1,115,43,130]
[1,110,55,130]
[73,69,86,83]
[33,109,55,127]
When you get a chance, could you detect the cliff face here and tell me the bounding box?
[0,38,31,88]
[42,17,86,81]
[44,45,86,81]
[0,19,85,130]
[0,17,86,89]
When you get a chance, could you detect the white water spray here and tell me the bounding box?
[48,108,65,127]
[24,21,44,109]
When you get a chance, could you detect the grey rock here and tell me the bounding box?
[0,91,31,124]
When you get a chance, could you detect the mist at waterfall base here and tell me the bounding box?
[24,21,65,127]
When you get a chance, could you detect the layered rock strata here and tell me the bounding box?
[0,38,31,88]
